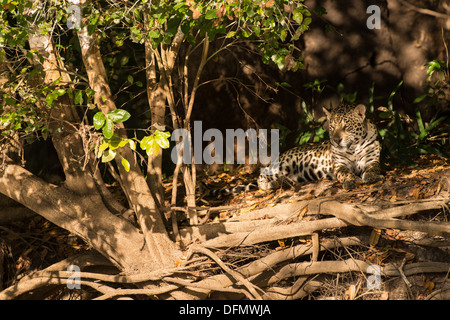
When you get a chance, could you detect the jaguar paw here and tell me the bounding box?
[363,174,385,185]
[342,177,362,190]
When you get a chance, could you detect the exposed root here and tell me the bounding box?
[1,194,449,300]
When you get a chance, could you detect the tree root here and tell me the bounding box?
[1,197,449,300]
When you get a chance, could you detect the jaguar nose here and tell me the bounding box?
[332,135,342,146]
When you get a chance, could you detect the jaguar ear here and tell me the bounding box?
[322,107,331,119]
[354,104,366,121]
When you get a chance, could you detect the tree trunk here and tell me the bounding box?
[0,164,153,272]
[75,22,180,270]
[144,39,166,209]
[0,5,182,273]
[143,6,185,214]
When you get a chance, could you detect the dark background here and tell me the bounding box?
[190,0,449,133]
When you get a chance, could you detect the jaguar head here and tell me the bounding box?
[323,104,367,151]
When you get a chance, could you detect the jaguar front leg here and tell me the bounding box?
[334,165,362,190]
[362,163,384,185]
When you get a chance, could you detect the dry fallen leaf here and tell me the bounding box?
[240,203,258,214]
[345,285,357,300]
[436,183,441,195]
[425,281,435,294]
[423,189,435,198]
[404,252,415,262]
[218,173,230,179]
[380,291,389,300]
[369,228,381,246]
[412,187,421,200]
[297,206,308,220]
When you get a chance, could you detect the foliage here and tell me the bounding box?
[93,109,171,171]
[335,83,358,104]
[413,59,448,108]
[136,0,310,71]
[378,60,449,162]
[0,0,312,149]
[93,109,131,138]
[274,100,327,150]
[276,72,448,162]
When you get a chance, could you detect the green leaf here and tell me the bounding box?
[121,157,130,172]
[97,147,105,159]
[107,109,131,123]
[293,8,303,24]
[425,116,446,133]
[180,19,192,34]
[127,75,134,84]
[425,60,445,76]
[166,15,180,36]
[5,98,16,106]
[120,56,129,65]
[140,135,151,149]
[413,94,427,104]
[149,30,160,38]
[46,93,56,106]
[99,141,109,152]
[388,80,403,111]
[378,128,388,137]
[93,112,106,130]
[141,135,161,156]
[129,139,136,150]
[246,6,256,18]
[280,29,287,42]
[271,53,286,70]
[378,112,392,119]
[314,6,327,16]
[280,82,292,88]
[205,9,217,20]
[299,131,312,145]
[118,139,129,148]
[154,130,171,148]
[55,89,66,96]
[86,89,96,98]
[102,119,114,139]
[226,31,236,38]
[74,90,83,105]
[108,136,122,150]
[415,109,426,140]
[101,148,116,163]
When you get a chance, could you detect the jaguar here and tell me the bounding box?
[205,103,384,197]
[257,104,384,190]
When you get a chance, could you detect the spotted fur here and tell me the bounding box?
[258,104,384,190]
